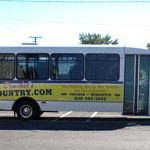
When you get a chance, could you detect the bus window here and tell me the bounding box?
[85,54,120,81]
[0,54,15,80]
[50,53,84,80]
[17,53,49,80]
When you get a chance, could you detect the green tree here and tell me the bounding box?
[79,33,118,45]
[147,43,150,49]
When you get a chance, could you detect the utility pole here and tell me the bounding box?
[29,36,42,44]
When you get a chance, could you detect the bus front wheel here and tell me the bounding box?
[16,101,38,120]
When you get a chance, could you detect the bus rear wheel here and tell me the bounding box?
[16,101,38,120]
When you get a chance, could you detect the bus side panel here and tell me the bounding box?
[38,101,123,113]
[0,101,14,110]
[0,82,123,112]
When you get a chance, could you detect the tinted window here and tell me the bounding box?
[17,53,49,80]
[85,54,120,81]
[0,54,15,79]
[124,55,135,114]
[50,53,84,80]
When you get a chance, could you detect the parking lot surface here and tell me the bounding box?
[0,111,150,150]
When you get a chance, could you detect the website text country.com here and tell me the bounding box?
[0,89,52,97]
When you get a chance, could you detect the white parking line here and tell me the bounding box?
[51,111,72,122]
[59,111,73,118]
[90,112,98,118]
[86,112,98,122]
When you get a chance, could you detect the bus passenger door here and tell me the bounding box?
[138,55,149,115]
[124,55,149,115]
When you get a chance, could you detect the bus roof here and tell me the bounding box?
[0,46,149,55]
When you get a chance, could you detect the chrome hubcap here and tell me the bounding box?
[20,105,33,118]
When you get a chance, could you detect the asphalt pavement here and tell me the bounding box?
[0,111,150,150]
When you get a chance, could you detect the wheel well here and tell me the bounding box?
[12,97,41,113]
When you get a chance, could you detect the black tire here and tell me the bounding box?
[16,101,38,120]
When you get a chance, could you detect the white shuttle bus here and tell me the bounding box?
[0,46,149,119]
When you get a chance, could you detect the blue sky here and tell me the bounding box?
[0,0,150,48]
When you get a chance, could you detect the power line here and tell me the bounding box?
[0,0,150,3]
